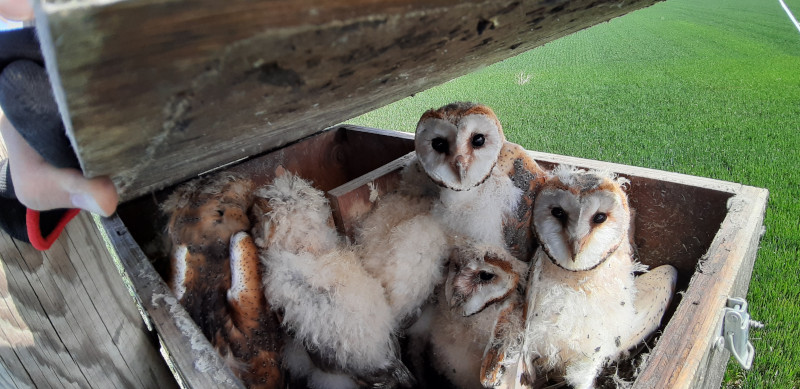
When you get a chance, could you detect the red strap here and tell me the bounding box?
[26,208,81,251]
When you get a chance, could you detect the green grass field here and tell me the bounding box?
[347,0,800,387]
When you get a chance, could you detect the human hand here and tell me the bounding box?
[0,0,34,22]
[1,112,118,216]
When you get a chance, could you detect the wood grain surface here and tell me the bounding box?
[0,213,177,388]
[33,0,659,201]
[632,186,768,389]
[98,215,245,389]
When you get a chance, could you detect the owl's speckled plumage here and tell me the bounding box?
[414,102,546,263]
[163,174,284,389]
[521,166,676,389]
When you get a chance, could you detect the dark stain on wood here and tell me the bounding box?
[338,68,355,78]
[498,1,522,15]
[396,30,436,50]
[306,58,320,68]
[528,16,546,26]
[476,18,495,35]
[254,62,304,87]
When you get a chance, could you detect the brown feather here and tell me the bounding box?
[164,174,285,388]
[496,142,547,263]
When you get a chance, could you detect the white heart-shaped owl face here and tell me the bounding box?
[533,167,631,271]
[444,244,523,317]
[415,113,503,191]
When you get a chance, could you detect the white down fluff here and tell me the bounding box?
[426,294,506,389]
[523,246,639,389]
[357,192,450,327]
[434,169,521,247]
[256,174,398,388]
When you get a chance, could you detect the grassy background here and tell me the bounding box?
[347,0,800,387]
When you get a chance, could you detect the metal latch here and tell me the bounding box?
[715,297,755,369]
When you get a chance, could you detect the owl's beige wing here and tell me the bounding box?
[497,142,547,263]
[617,265,678,353]
[164,175,284,389]
[481,298,524,388]
[223,231,285,389]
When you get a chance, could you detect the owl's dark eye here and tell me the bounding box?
[593,213,607,224]
[432,137,449,153]
[551,207,567,220]
[471,133,485,147]
[477,271,495,282]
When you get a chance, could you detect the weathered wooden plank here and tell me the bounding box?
[687,186,767,389]
[527,150,744,194]
[1,234,93,388]
[0,260,36,389]
[632,186,768,389]
[98,215,245,389]
[0,213,177,388]
[33,0,660,200]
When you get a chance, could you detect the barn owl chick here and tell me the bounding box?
[414,102,546,262]
[163,174,284,389]
[357,205,451,328]
[420,243,528,389]
[521,166,676,389]
[253,173,413,389]
[355,162,452,328]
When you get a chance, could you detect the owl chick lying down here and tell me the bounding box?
[163,174,284,389]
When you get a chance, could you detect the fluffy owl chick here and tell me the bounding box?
[254,173,413,389]
[521,166,645,389]
[358,208,451,328]
[422,243,528,389]
[163,174,284,389]
[414,102,546,262]
[356,162,451,327]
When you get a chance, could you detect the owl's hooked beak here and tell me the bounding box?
[569,236,590,261]
[453,155,468,181]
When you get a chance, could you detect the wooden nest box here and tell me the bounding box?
[33,0,768,388]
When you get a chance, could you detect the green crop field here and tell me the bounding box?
[347,0,800,387]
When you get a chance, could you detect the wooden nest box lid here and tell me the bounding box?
[34,0,659,201]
